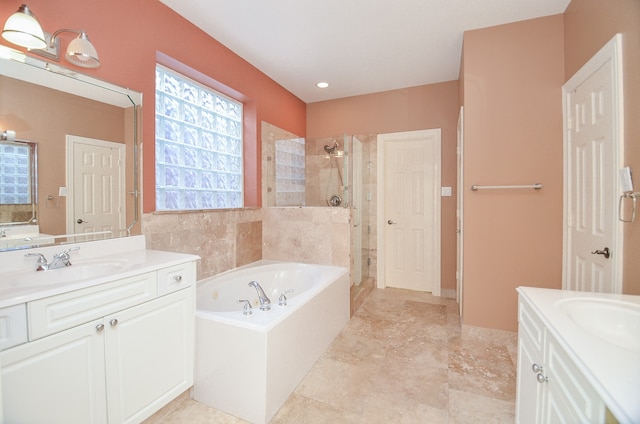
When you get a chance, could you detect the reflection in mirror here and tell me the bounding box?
[0,139,37,225]
[0,47,142,251]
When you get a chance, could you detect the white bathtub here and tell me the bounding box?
[193,260,350,424]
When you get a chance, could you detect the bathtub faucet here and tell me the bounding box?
[248,280,271,311]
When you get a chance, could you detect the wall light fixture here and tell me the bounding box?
[1,130,16,142]
[1,4,100,68]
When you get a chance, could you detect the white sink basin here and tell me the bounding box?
[556,297,640,353]
[7,261,127,288]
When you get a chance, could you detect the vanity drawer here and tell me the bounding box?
[157,262,195,296]
[28,272,158,340]
[0,304,28,351]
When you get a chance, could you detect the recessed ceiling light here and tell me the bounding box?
[316,82,329,89]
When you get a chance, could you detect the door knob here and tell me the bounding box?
[77,218,87,224]
[590,247,611,259]
[387,220,397,225]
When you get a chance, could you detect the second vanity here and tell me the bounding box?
[516,287,640,424]
[0,235,199,424]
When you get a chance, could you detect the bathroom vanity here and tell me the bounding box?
[516,287,640,424]
[0,235,199,424]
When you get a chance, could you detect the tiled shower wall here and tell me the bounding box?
[306,134,378,284]
[263,206,350,268]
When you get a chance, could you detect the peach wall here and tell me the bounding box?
[306,82,460,295]
[461,15,565,331]
[564,0,640,294]
[0,0,307,212]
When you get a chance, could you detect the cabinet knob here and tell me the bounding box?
[110,319,118,327]
[536,373,548,384]
[531,363,542,374]
[96,323,105,333]
[173,275,183,282]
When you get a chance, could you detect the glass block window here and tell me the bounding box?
[275,138,305,206]
[0,142,31,204]
[155,65,243,210]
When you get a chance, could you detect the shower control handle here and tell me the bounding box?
[387,220,397,225]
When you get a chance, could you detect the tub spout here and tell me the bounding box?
[249,280,271,311]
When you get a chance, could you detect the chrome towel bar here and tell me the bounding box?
[471,183,543,191]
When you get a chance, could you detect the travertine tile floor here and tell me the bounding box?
[148,288,518,423]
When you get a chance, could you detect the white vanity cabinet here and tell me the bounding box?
[0,260,196,424]
[516,291,606,424]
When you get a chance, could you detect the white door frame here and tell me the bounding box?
[456,107,464,316]
[562,34,624,293]
[66,135,126,235]
[376,129,441,296]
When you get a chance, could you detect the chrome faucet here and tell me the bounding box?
[25,247,80,271]
[248,280,271,311]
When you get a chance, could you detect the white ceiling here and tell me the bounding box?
[159,0,570,103]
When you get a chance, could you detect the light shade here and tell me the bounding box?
[1,4,46,49]
[64,31,99,68]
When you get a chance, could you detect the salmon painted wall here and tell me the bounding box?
[306,82,460,296]
[564,0,640,294]
[0,0,306,211]
[461,15,565,331]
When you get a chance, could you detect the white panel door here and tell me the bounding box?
[564,35,622,293]
[67,135,126,237]
[380,130,441,293]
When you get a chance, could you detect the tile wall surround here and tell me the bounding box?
[262,206,351,269]
[142,208,262,280]
[143,206,351,278]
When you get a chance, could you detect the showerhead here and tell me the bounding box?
[324,142,339,154]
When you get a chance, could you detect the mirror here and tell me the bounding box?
[0,139,37,224]
[0,47,142,250]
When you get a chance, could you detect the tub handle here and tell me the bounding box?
[237,299,253,315]
[278,289,295,306]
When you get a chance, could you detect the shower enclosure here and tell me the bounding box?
[262,128,374,287]
[305,134,373,286]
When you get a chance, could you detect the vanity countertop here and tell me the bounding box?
[517,287,640,424]
[0,235,199,309]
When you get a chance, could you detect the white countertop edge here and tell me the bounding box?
[517,287,640,424]
[0,236,200,308]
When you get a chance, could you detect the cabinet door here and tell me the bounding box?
[1,319,107,424]
[105,288,194,424]
[516,296,547,424]
[544,334,605,423]
[516,332,545,424]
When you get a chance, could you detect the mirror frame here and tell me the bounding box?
[0,46,142,248]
